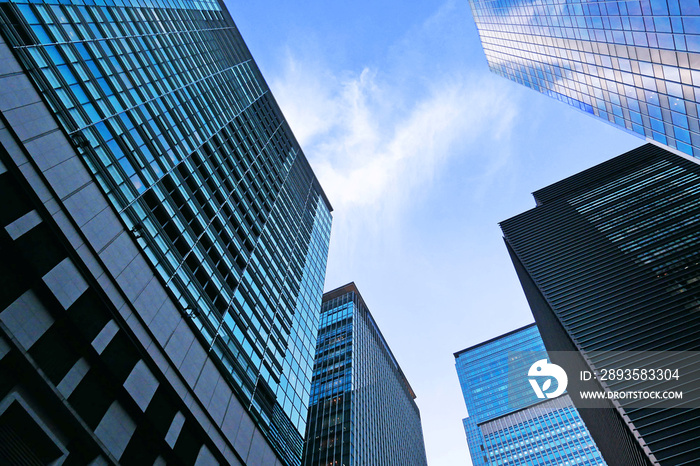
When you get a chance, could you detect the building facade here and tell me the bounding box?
[0,0,331,464]
[467,0,700,158]
[455,324,606,466]
[302,283,428,466]
[500,143,700,465]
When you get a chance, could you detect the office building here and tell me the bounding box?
[455,324,606,466]
[302,283,428,466]
[501,143,700,465]
[467,0,700,157]
[0,0,331,464]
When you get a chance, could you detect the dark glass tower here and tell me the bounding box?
[467,0,700,157]
[302,283,428,466]
[501,143,700,465]
[455,324,606,466]
[0,0,331,464]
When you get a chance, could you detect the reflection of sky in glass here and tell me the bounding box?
[468,0,700,157]
[455,325,605,466]
[2,0,333,464]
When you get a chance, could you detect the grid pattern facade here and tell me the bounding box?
[303,284,428,466]
[467,0,700,157]
[455,325,605,466]
[500,143,700,464]
[0,140,227,464]
[481,395,604,466]
[0,1,332,464]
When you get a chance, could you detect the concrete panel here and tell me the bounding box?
[4,101,59,142]
[223,446,243,466]
[207,376,233,428]
[42,156,92,201]
[205,425,227,461]
[194,444,218,466]
[232,412,254,461]
[94,401,136,460]
[51,209,84,250]
[75,242,105,283]
[193,358,219,408]
[91,320,119,355]
[220,392,245,442]
[0,38,22,75]
[165,411,186,448]
[81,207,124,252]
[260,445,278,466]
[62,182,107,227]
[4,209,42,240]
[22,130,76,172]
[18,161,53,204]
[87,456,109,466]
[245,430,266,466]
[98,231,138,278]
[0,290,54,351]
[132,277,168,326]
[42,257,89,310]
[150,300,181,346]
[0,122,28,168]
[0,336,9,360]
[0,72,41,112]
[96,273,126,311]
[123,360,159,412]
[57,358,90,398]
[179,340,207,388]
[164,319,195,368]
[115,254,152,302]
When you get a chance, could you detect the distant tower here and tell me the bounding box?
[455,323,606,466]
[302,283,428,466]
[466,0,700,157]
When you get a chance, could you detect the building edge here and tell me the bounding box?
[0,22,296,466]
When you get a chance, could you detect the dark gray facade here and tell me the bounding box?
[0,0,332,464]
[302,283,428,466]
[501,143,700,466]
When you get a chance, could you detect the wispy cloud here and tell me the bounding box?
[268,0,518,259]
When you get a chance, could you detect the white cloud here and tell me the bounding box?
[267,0,519,269]
[273,60,517,211]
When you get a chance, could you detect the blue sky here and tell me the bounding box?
[226,0,641,464]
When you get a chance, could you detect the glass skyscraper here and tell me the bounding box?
[302,283,428,466]
[455,323,606,466]
[501,143,700,465]
[467,0,700,158]
[0,0,331,464]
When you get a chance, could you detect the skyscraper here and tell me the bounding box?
[466,0,700,157]
[0,0,331,464]
[455,323,606,466]
[501,143,700,465]
[302,283,428,466]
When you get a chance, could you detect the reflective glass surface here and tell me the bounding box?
[455,325,605,466]
[468,0,700,157]
[0,1,332,464]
